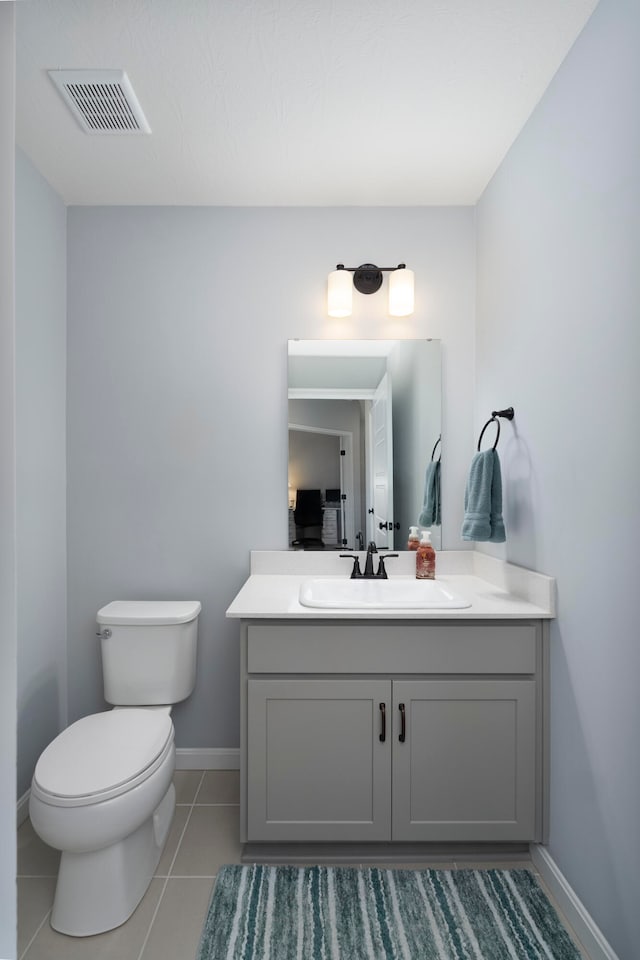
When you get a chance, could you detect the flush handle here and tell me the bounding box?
[96,628,112,639]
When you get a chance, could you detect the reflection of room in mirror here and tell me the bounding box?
[288,340,442,551]
[288,426,347,550]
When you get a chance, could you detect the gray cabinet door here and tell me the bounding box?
[247,678,391,841]
[392,679,536,842]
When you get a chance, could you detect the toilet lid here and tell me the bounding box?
[32,709,174,806]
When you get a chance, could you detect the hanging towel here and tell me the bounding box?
[418,460,441,527]
[461,448,506,542]
[489,451,506,542]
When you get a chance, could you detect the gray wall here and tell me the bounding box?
[16,149,67,799]
[476,0,640,955]
[1,7,17,957]
[66,206,476,745]
[288,430,341,496]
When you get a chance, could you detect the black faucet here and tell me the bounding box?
[363,541,378,577]
[341,542,399,579]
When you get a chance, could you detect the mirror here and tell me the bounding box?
[288,340,442,551]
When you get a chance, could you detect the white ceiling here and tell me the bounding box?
[16,0,599,206]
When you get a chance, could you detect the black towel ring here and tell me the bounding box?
[477,407,514,452]
[477,417,501,451]
[430,435,442,462]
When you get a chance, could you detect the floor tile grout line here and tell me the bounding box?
[135,875,171,960]
[191,770,207,805]
[179,800,239,805]
[135,772,206,960]
[193,802,240,807]
[19,907,51,960]
[156,874,219,880]
[165,779,201,877]
[16,873,59,879]
[136,777,204,960]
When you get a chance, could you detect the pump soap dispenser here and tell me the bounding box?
[416,529,436,580]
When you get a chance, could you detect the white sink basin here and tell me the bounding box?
[298,577,471,610]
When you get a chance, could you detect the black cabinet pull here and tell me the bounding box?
[379,702,386,742]
[399,703,406,742]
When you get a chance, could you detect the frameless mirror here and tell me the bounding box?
[288,339,442,551]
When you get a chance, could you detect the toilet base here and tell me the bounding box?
[50,783,176,936]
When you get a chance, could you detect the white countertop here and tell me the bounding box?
[226,551,555,620]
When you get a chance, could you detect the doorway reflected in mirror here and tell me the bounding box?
[288,340,442,551]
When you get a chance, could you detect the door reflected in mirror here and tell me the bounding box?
[288,340,442,551]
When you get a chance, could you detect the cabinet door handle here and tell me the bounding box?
[379,702,386,742]
[399,703,406,742]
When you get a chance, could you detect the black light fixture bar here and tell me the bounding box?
[335,262,407,295]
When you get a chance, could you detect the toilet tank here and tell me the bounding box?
[97,601,201,706]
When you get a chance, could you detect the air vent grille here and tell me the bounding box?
[48,70,151,135]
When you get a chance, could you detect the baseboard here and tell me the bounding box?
[175,747,240,770]
[244,841,530,865]
[530,844,620,960]
[17,789,30,827]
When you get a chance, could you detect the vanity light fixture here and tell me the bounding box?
[327,263,415,318]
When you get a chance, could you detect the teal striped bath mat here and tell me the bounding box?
[196,865,583,959]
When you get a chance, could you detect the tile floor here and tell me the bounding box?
[17,770,591,960]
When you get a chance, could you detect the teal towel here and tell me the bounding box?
[461,448,506,542]
[418,460,441,527]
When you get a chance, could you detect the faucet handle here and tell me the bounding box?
[340,554,362,579]
[376,553,399,579]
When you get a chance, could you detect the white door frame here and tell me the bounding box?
[288,424,355,548]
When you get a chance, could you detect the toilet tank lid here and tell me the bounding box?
[97,600,202,625]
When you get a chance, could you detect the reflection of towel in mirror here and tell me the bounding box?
[461,449,506,542]
[418,460,441,527]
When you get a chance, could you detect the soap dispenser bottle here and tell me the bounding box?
[407,525,420,550]
[416,529,436,580]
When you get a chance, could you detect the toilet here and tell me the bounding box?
[29,599,201,937]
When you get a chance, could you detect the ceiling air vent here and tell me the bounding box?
[48,69,151,135]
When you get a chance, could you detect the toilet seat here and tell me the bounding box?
[32,709,174,808]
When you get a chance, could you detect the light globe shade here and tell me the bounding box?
[327,268,353,317]
[388,267,415,317]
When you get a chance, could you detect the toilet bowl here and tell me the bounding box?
[29,599,201,936]
[29,708,176,936]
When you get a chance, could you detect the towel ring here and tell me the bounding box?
[477,417,500,451]
[430,436,441,462]
[477,407,515,452]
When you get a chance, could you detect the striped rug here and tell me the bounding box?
[196,865,583,960]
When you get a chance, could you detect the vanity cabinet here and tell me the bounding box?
[247,678,391,841]
[241,620,547,848]
[391,678,535,841]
